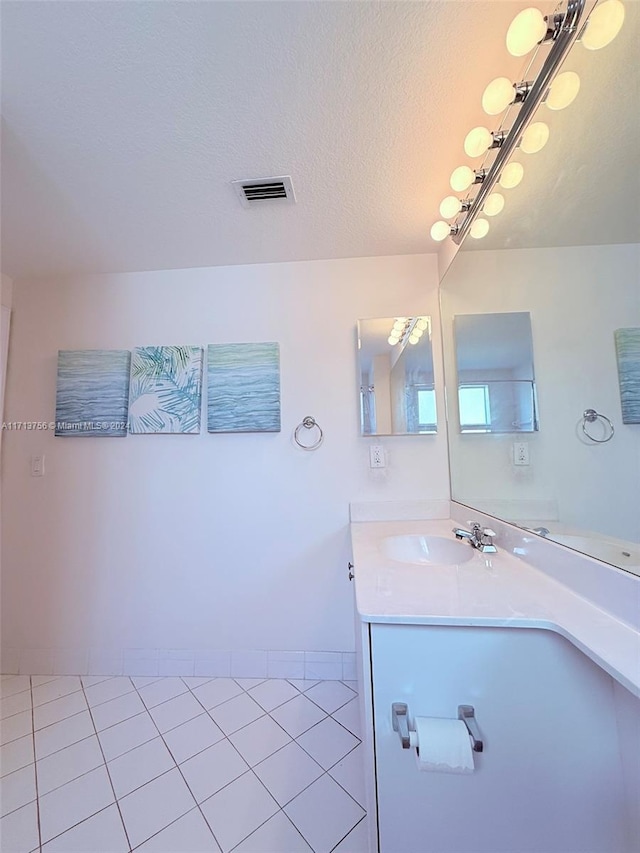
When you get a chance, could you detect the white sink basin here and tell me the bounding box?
[381,534,474,566]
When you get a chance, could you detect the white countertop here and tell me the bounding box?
[350,518,640,698]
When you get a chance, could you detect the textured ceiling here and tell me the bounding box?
[1,0,637,277]
[2,0,541,279]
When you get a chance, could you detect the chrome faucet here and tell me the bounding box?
[452,521,497,554]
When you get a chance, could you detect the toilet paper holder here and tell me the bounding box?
[391,702,484,753]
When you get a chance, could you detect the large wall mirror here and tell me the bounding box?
[357,317,437,435]
[440,1,639,574]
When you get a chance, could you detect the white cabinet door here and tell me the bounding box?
[371,623,628,853]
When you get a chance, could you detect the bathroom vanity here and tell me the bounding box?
[350,508,640,853]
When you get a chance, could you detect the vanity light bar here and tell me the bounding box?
[451,0,587,244]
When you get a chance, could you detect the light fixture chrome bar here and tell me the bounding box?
[545,12,568,42]
[452,0,587,244]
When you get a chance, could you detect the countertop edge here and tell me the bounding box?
[350,519,640,700]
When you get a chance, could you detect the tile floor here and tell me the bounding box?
[0,674,369,853]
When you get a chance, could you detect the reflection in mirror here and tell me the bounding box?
[453,312,538,433]
[357,317,436,436]
[439,1,639,574]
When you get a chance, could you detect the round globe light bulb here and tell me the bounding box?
[470,218,490,239]
[450,165,475,192]
[483,192,505,216]
[416,318,429,331]
[482,77,515,115]
[430,220,451,241]
[499,162,524,189]
[520,121,550,154]
[464,126,493,158]
[546,71,580,110]
[506,7,548,56]
[393,319,405,331]
[388,336,399,346]
[582,0,625,50]
[408,334,420,345]
[413,327,424,338]
[439,195,462,218]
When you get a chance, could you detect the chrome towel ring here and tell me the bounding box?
[294,416,324,451]
[582,408,615,443]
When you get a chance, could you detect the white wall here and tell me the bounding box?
[0,274,12,656]
[441,243,640,544]
[1,273,14,309]
[1,273,13,416]
[1,253,449,675]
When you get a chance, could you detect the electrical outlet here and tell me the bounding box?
[513,442,529,466]
[369,445,385,468]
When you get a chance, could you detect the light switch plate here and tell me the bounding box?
[31,454,45,477]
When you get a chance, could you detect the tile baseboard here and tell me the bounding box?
[1,648,358,680]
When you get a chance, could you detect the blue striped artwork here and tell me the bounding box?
[55,350,131,437]
[208,342,281,433]
[615,328,640,424]
[128,346,203,434]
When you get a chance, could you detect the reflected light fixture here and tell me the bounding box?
[388,317,427,347]
[499,162,524,189]
[408,319,428,345]
[546,70,581,110]
[429,0,623,246]
[581,0,625,49]
[470,218,490,239]
[520,121,550,153]
[483,193,505,216]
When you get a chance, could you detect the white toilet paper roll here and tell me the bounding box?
[411,717,474,774]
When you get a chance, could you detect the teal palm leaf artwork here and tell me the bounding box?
[128,346,203,434]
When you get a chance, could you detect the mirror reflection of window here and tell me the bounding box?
[357,316,437,436]
[458,385,491,432]
[453,312,538,434]
[407,385,437,432]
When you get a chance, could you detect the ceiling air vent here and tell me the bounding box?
[232,176,296,208]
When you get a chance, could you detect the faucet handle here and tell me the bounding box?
[468,520,482,530]
[483,528,496,538]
